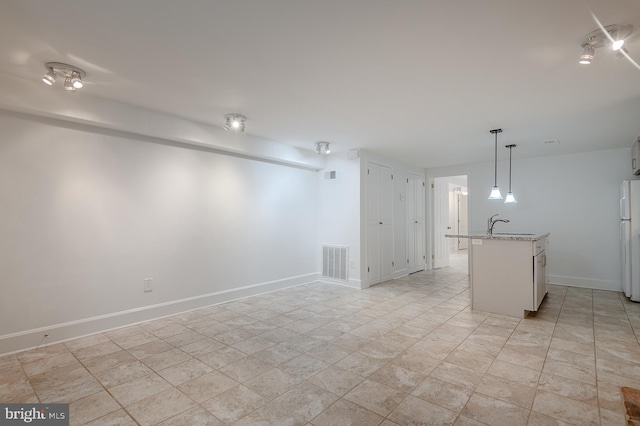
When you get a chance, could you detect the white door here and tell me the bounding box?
[458,193,469,250]
[379,165,393,282]
[407,175,425,273]
[367,163,393,285]
[367,164,381,285]
[433,177,450,268]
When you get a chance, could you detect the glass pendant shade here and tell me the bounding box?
[504,192,517,203]
[489,186,503,199]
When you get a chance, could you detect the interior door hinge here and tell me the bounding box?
[423,182,425,186]
[431,183,434,188]
[392,261,394,267]
[423,255,426,260]
[367,169,370,174]
[407,178,409,183]
[367,266,370,272]
[407,259,409,263]
[391,174,394,180]
[431,254,435,260]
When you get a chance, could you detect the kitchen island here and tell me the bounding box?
[446,232,550,318]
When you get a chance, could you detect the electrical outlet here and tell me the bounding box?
[144,278,153,293]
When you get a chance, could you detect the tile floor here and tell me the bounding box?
[2,251,640,425]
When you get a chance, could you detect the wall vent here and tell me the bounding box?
[322,245,348,281]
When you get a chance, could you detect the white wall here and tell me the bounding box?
[0,111,319,353]
[427,148,630,291]
[317,152,362,287]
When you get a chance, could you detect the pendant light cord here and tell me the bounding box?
[508,145,512,191]
[494,132,498,186]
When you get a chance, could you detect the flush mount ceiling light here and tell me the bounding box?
[315,141,331,155]
[488,129,503,200]
[223,113,246,132]
[504,144,517,204]
[42,62,86,91]
[579,23,633,65]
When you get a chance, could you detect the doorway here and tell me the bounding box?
[431,175,469,271]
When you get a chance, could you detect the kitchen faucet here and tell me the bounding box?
[487,214,510,236]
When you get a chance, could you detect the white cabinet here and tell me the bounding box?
[470,236,548,318]
[633,137,640,175]
[367,163,393,285]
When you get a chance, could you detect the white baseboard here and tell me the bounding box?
[548,274,621,292]
[0,273,317,356]
[317,276,365,289]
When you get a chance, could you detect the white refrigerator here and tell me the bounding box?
[621,180,640,301]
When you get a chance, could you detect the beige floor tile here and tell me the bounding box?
[69,390,120,425]
[196,346,247,369]
[126,387,197,426]
[81,349,136,374]
[526,410,572,425]
[127,340,174,359]
[537,372,598,405]
[93,360,153,388]
[16,344,69,364]
[388,394,457,426]
[486,360,540,387]
[22,352,79,377]
[252,343,301,366]
[411,376,472,412]
[461,393,529,426]
[280,354,330,379]
[142,347,193,371]
[177,370,238,403]
[156,405,224,426]
[532,390,600,426]
[82,409,138,426]
[368,363,426,393]
[445,348,496,373]
[157,358,213,386]
[34,373,103,403]
[344,379,406,417]
[201,385,265,423]
[476,374,536,409]
[108,372,171,406]
[335,352,388,377]
[181,338,226,357]
[0,378,37,403]
[495,347,545,371]
[164,330,209,347]
[453,415,488,426]
[234,382,338,425]
[218,356,271,382]
[244,368,302,399]
[311,398,385,426]
[305,343,352,364]
[63,333,111,351]
[308,366,364,396]
[430,362,484,390]
[542,358,596,385]
[69,339,120,361]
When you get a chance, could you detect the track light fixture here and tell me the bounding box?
[314,141,331,155]
[223,113,246,132]
[488,129,503,200]
[42,62,86,91]
[579,24,633,65]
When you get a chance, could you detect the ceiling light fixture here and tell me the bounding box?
[41,62,86,91]
[579,23,633,65]
[488,129,503,200]
[504,144,517,204]
[223,113,246,132]
[315,141,331,155]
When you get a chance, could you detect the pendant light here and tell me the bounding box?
[488,129,503,199]
[504,144,517,203]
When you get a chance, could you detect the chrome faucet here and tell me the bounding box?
[487,214,510,236]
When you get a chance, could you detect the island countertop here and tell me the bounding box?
[445,232,550,241]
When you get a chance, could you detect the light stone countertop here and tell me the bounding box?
[445,232,550,241]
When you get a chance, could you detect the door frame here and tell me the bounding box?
[426,173,471,271]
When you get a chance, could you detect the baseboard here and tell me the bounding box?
[548,274,621,292]
[317,277,365,289]
[0,273,317,356]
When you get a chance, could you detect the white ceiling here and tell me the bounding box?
[1,0,639,168]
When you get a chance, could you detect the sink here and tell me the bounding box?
[492,232,535,236]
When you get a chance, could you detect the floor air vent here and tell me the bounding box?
[322,245,348,281]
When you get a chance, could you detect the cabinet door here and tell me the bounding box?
[633,138,640,175]
[533,251,546,310]
[379,165,393,282]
